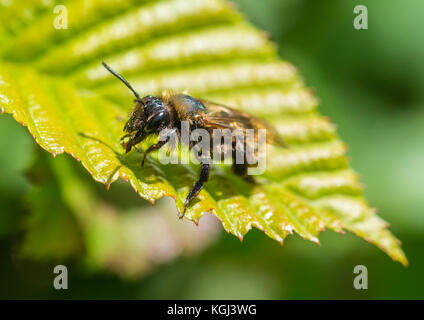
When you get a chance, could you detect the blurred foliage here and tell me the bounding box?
[0,0,423,299]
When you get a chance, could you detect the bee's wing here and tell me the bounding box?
[200,100,288,148]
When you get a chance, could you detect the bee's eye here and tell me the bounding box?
[144,111,169,133]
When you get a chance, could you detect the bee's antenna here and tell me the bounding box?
[102,62,142,101]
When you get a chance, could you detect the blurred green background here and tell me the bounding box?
[1,0,423,299]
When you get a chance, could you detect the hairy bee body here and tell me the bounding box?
[102,62,286,218]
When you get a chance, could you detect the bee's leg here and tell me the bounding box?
[141,129,176,166]
[124,130,145,153]
[141,140,168,166]
[232,162,256,184]
[231,141,256,183]
[120,133,133,142]
[180,162,210,219]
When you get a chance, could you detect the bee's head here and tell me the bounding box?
[122,96,170,153]
[123,101,145,133]
[124,95,170,134]
[102,62,171,152]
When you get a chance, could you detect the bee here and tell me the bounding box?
[102,62,287,218]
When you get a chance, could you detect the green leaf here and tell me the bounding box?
[0,0,407,265]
